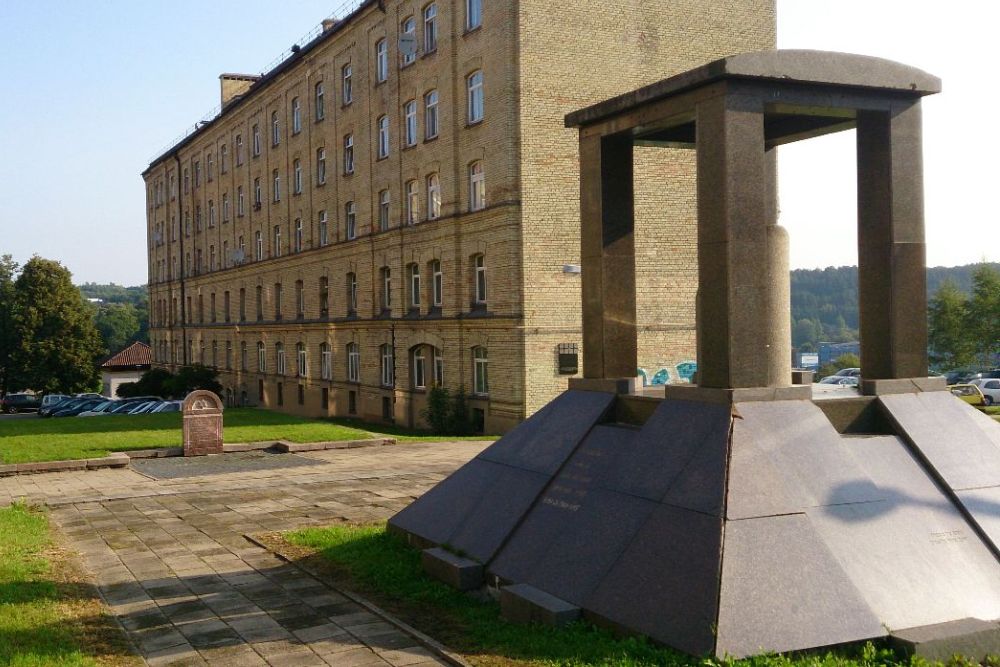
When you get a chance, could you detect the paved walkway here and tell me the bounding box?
[1,441,488,667]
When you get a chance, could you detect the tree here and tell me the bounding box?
[421,386,451,433]
[817,353,861,380]
[0,255,18,396]
[967,265,1000,366]
[928,279,974,370]
[94,302,140,355]
[10,257,103,394]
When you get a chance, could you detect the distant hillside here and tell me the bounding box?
[78,283,149,350]
[790,263,1000,350]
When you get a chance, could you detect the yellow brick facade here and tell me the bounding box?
[143,0,776,433]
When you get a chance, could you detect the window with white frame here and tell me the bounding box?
[241,342,248,371]
[254,178,262,207]
[320,343,332,379]
[316,147,326,184]
[225,341,232,370]
[424,90,439,139]
[342,64,353,104]
[431,259,443,306]
[346,201,357,239]
[295,279,304,316]
[412,347,426,389]
[252,124,261,156]
[222,193,229,222]
[377,115,389,158]
[319,276,329,314]
[404,101,417,146]
[208,200,216,227]
[409,263,421,308]
[272,169,281,202]
[220,144,228,173]
[315,82,325,120]
[294,218,303,253]
[296,342,307,377]
[236,134,244,164]
[271,111,280,145]
[210,246,217,272]
[237,186,245,216]
[255,231,263,260]
[318,210,328,246]
[474,254,487,304]
[291,98,301,134]
[473,346,488,395]
[405,180,418,225]
[293,159,302,194]
[467,0,482,30]
[274,281,283,318]
[381,266,392,310]
[378,189,390,231]
[276,342,286,375]
[469,161,485,210]
[426,173,441,219]
[467,70,484,123]
[273,225,281,257]
[347,342,360,381]
[344,134,354,174]
[206,152,214,180]
[433,346,444,386]
[380,344,394,387]
[375,39,388,83]
[423,3,437,52]
[257,341,266,372]
[401,17,416,65]
[211,340,218,368]
[347,272,358,313]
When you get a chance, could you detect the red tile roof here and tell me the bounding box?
[101,341,152,369]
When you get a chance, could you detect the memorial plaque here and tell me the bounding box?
[182,390,224,456]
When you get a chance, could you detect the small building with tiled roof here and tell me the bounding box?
[100,341,151,398]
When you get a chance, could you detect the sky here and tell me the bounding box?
[0,1,995,286]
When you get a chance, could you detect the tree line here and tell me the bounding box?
[928,264,1000,370]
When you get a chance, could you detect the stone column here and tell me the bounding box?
[579,132,637,380]
[856,102,929,385]
[695,93,789,389]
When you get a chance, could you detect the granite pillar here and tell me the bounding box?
[580,132,637,379]
[856,102,929,385]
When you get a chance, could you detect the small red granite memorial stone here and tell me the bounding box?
[182,390,224,456]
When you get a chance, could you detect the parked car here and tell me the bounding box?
[949,383,986,406]
[52,399,103,417]
[965,369,1000,384]
[2,393,42,414]
[39,396,78,417]
[971,379,1000,406]
[833,368,861,378]
[41,394,70,409]
[126,401,160,415]
[150,401,182,414]
[78,400,120,417]
[818,376,859,386]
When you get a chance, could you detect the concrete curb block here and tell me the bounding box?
[244,533,472,667]
[0,455,129,477]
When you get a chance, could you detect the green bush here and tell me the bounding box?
[420,385,476,436]
[422,386,451,433]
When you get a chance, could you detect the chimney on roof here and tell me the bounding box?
[219,73,260,108]
[322,18,338,32]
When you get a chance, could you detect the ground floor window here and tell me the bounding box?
[473,346,488,395]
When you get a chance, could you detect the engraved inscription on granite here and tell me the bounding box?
[182,390,224,456]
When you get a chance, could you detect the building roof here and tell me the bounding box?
[101,341,152,369]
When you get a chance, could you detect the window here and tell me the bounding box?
[241,342,248,371]
[412,348,426,389]
[257,341,266,372]
[318,210,328,246]
[252,124,261,156]
[295,279,304,317]
[345,201,357,240]
[467,71,484,123]
[255,285,263,320]
[195,161,202,187]
[315,82,325,120]
[347,272,358,314]
[209,246,216,272]
[273,225,281,257]
[474,254,487,304]
[404,101,417,146]
[432,346,444,386]
[220,144,228,173]
[223,290,231,322]
[208,200,216,227]
[316,148,326,184]
[320,343,332,380]
[380,344,394,387]
[378,190,390,231]
[401,17,416,65]
[274,281,283,319]
[342,64,353,104]
[466,0,482,30]
[293,159,302,194]
[272,169,281,202]
[431,259,443,306]
[236,134,244,165]
[405,180,418,225]
[254,178,262,208]
[319,276,329,315]
[297,342,307,377]
[221,193,229,222]
[473,346,488,395]
[291,97,301,134]
[427,173,441,219]
[237,186,245,216]
[375,39,388,83]
[255,231,263,261]
[225,341,232,369]
[381,267,392,311]
[239,288,246,321]
[424,90,439,139]
[183,168,189,193]
[276,343,286,375]
[469,161,485,210]
[271,111,280,145]
[409,263,421,308]
[377,115,389,159]
[294,218,303,252]
[347,342,360,382]
[344,134,354,174]
[423,3,437,52]
[207,152,214,181]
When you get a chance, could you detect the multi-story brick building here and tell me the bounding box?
[143,0,775,433]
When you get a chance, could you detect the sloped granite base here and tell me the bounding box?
[389,389,1000,658]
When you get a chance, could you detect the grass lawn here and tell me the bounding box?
[0,408,496,464]
[0,503,136,666]
[282,523,972,667]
